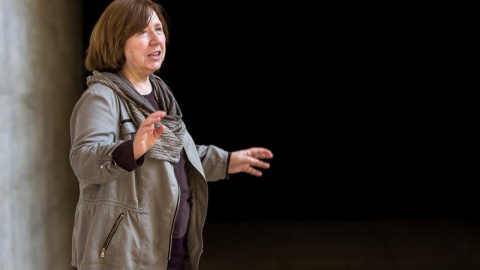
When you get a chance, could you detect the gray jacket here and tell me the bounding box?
[69,83,228,270]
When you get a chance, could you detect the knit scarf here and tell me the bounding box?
[87,70,186,163]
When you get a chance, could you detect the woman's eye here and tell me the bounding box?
[156,28,163,33]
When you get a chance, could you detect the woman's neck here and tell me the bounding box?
[120,70,152,95]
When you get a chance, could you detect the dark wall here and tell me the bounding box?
[82,1,475,221]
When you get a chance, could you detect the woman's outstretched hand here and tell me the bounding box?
[133,111,166,160]
[228,147,273,177]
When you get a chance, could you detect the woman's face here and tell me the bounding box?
[122,10,166,78]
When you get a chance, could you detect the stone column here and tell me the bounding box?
[0,0,83,269]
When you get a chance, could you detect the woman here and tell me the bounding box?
[69,0,273,269]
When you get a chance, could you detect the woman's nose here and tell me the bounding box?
[150,32,161,44]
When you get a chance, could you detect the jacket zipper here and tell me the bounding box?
[168,185,181,260]
[100,212,125,258]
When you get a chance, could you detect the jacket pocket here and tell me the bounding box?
[100,212,125,258]
[74,202,144,269]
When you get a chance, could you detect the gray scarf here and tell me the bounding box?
[87,70,186,163]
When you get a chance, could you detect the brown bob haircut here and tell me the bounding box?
[85,0,169,72]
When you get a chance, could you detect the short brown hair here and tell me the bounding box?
[85,0,169,72]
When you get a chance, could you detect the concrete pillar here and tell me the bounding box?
[1,0,83,269]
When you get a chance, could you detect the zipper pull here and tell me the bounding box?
[101,248,106,258]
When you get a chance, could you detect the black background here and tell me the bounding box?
[81,1,476,221]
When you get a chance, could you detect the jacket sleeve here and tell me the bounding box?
[69,86,131,184]
[196,144,229,182]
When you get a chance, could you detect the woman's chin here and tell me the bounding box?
[146,66,161,74]
[151,63,162,72]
